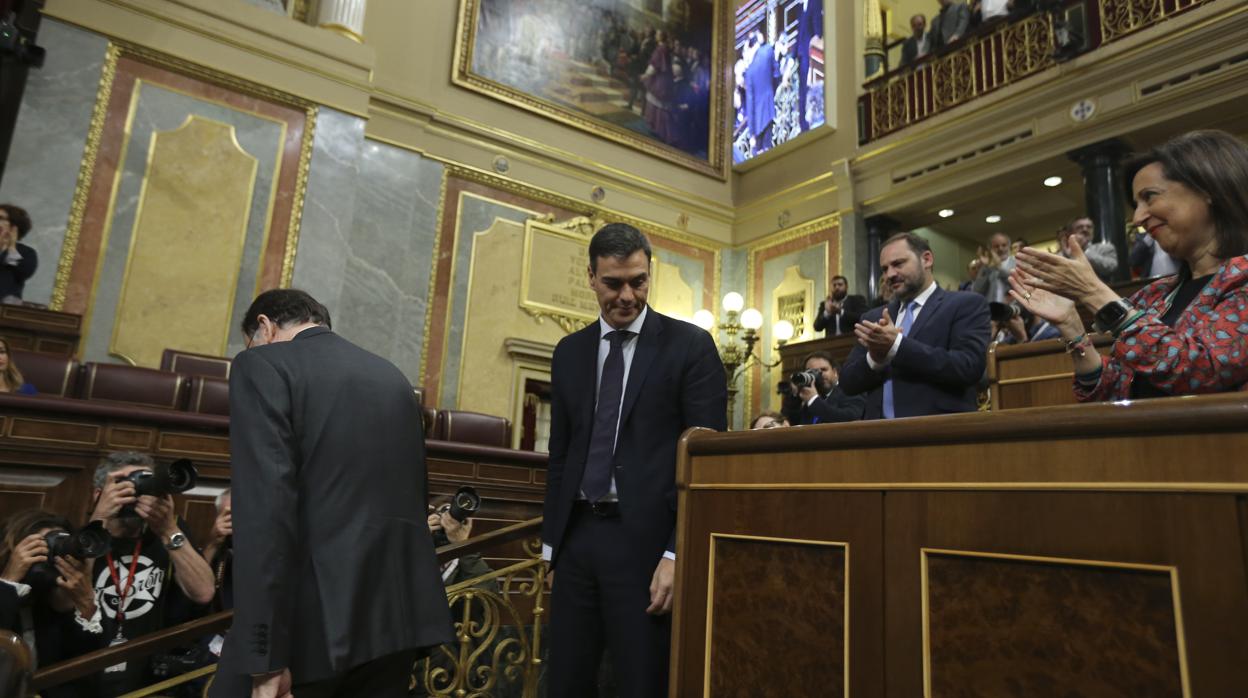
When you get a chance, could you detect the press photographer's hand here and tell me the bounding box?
[1,533,48,582]
[90,477,137,522]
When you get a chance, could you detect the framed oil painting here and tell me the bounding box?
[453,0,729,178]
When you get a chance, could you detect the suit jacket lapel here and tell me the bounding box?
[576,325,599,424]
[907,286,945,338]
[619,309,663,427]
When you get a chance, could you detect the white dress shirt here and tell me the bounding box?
[866,280,938,371]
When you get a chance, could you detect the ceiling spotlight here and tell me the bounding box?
[938,209,954,218]
[1043,176,1063,187]
[985,215,1002,223]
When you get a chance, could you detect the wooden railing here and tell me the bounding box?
[26,517,545,696]
[858,0,1215,143]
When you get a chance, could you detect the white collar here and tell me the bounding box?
[598,305,648,339]
[901,280,938,309]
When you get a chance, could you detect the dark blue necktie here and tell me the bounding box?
[882,301,918,419]
[581,330,631,502]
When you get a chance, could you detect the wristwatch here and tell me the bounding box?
[165,531,187,551]
[1092,298,1133,334]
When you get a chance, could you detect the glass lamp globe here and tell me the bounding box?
[722,292,745,313]
[773,320,795,342]
[692,309,715,331]
[740,308,764,330]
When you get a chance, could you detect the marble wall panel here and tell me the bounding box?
[81,83,283,364]
[0,20,108,306]
[331,140,443,384]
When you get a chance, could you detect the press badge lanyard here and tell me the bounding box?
[105,539,143,640]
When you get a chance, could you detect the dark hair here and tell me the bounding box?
[1124,129,1248,259]
[881,231,932,258]
[0,509,71,571]
[750,411,788,429]
[831,275,848,284]
[0,204,32,239]
[588,223,652,273]
[241,289,332,338]
[802,350,838,370]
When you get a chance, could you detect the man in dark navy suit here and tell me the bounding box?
[840,232,990,419]
[213,289,452,698]
[542,223,727,698]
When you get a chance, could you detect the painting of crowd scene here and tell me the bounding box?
[462,0,719,167]
[733,0,825,164]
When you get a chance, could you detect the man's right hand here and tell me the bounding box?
[1,533,48,582]
[89,477,137,522]
[823,297,839,315]
[797,385,819,403]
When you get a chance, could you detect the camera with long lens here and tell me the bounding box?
[22,523,110,590]
[118,458,199,518]
[431,485,481,548]
[789,369,822,390]
[989,302,1023,323]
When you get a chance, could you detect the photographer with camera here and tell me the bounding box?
[1,509,109,697]
[990,302,1061,345]
[87,451,215,696]
[426,488,496,591]
[791,350,865,425]
[972,233,1017,304]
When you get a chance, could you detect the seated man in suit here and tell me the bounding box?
[813,275,869,337]
[840,232,991,419]
[793,350,865,424]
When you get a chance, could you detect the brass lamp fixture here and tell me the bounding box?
[693,292,796,428]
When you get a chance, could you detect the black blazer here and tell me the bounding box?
[542,309,726,566]
[0,584,106,698]
[798,385,865,424]
[812,294,869,336]
[217,327,453,685]
[839,286,990,419]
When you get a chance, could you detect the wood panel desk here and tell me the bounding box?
[670,394,1248,697]
[0,305,83,356]
[778,334,859,375]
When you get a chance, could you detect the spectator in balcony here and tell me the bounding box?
[1059,216,1119,281]
[972,233,1017,303]
[750,411,790,429]
[0,204,37,305]
[0,338,35,395]
[900,14,931,66]
[1011,129,1248,400]
[931,0,970,49]
[814,275,869,336]
[0,509,107,698]
[792,351,866,424]
[1011,237,1029,256]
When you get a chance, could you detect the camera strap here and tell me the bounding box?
[105,538,143,637]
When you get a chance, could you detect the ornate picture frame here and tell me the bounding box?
[453,0,730,179]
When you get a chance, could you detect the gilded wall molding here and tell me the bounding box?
[52,39,317,315]
[418,170,451,390]
[52,44,120,311]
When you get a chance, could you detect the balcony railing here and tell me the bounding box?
[858,0,1214,143]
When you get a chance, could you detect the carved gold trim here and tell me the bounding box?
[703,533,850,697]
[450,0,729,179]
[920,547,1190,698]
[282,105,317,287]
[318,22,364,44]
[418,170,451,390]
[52,44,120,311]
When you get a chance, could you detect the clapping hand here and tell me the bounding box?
[1008,267,1078,326]
[1014,243,1105,308]
[854,308,901,362]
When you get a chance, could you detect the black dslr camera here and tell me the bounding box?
[989,302,1022,323]
[789,369,822,390]
[118,458,199,517]
[431,486,481,548]
[22,523,110,590]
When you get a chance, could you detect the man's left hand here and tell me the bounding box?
[797,384,819,403]
[135,494,177,538]
[855,308,901,362]
[252,669,293,698]
[646,557,675,616]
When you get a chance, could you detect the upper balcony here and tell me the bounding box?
[857,0,1218,143]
